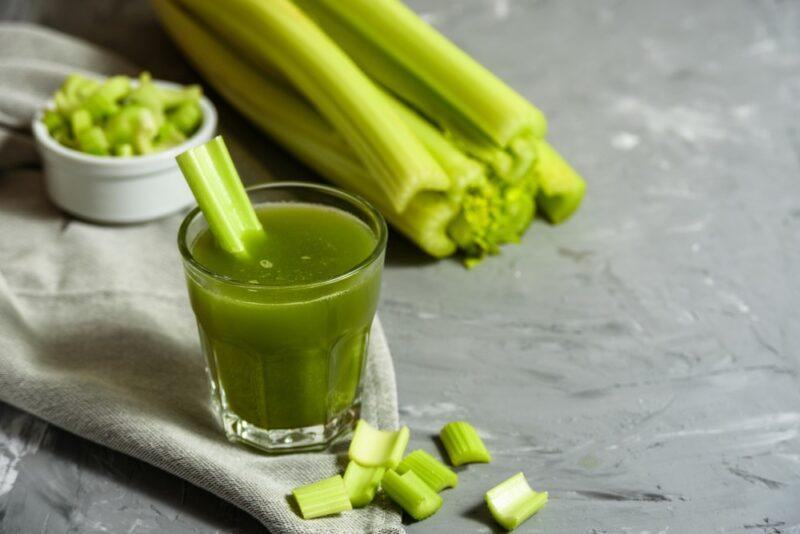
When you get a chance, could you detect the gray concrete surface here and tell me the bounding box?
[2,0,800,532]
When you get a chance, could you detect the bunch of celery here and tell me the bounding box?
[43,72,203,157]
[154,0,585,263]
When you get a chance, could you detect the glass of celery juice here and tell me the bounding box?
[179,183,387,452]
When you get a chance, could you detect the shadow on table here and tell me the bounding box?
[384,230,441,268]
[460,501,504,534]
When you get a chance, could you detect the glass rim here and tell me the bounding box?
[178,182,388,291]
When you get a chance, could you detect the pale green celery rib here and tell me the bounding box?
[381,470,443,521]
[342,461,385,508]
[154,0,458,257]
[292,0,529,183]
[485,472,548,530]
[396,449,458,492]
[175,136,263,257]
[534,140,586,224]
[170,0,449,213]
[297,0,547,145]
[292,475,352,519]
[440,421,492,466]
[382,94,485,195]
[349,420,410,469]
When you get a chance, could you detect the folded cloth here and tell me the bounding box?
[0,23,402,534]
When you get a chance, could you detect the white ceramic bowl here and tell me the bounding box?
[32,79,216,224]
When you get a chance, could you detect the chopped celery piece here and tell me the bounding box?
[397,449,457,492]
[342,461,385,507]
[105,106,147,147]
[169,0,450,213]
[292,475,352,519]
[114,143,134,157]
[175,136,264,257]
[381,469,442,521]
[485,473,548,530]
[69,108,92,135]
[534,140,586,224]
[168,101,203,134]
[155,121,187,149]
[440,421,491,466]
[159,85,202,109]
[82,76,130,119]
[42,109,65,132]
[348,419,410,469]
[76,126,109,156]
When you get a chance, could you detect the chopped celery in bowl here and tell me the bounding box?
[31,72,217,223]
[42,72,204,158]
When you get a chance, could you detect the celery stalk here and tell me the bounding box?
[440,421,491,466]
[342,461,385,508]
[156,0,569,263]
[348,420,410,469]
[535,140,587,223]
[169,0,450,213]
[396,450,458,492]
[175,136,264,257]
[485,472,548,530]
[294,0,547,145]
[154,0,460,257]
[381,470,443,521]
[382,94,485,195]
[292,475,352,519]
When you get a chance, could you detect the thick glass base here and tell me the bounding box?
[217,401,360,453]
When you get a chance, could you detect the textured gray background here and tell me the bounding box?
[2,0,800,532]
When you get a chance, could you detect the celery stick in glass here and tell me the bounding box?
[440,421,491,466]
[381,469,443,521]
[292,475,352,519]
[342,461,385,507]
[175,136,264,257]
[485,472,548,530]
[349,420,410,469]
[397,449,458,492]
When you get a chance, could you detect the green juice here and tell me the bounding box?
[185,202,382,435]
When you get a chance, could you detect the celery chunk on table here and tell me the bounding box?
[292,475,352,519]
[342,461,385,507]
[440,421,491,466]
[348,419,410,469]
[396,449,457,492]
[485,472,548,530]
[381,469,442,521]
